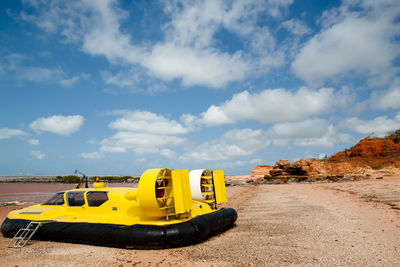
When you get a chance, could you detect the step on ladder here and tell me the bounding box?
[8,221,43,248]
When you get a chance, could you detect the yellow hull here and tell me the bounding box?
[1,168,237,248]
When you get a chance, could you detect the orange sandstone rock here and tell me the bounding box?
[251,165,273,177]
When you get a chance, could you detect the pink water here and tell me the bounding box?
[0,183,137,203]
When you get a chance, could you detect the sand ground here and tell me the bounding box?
[0,176,399,266]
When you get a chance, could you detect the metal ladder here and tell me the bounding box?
[8,221,43,248]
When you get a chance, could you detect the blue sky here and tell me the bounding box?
[1,0,400,175]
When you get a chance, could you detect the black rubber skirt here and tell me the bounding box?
[1,208,237,249]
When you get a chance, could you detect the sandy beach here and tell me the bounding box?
[0,176,399,266]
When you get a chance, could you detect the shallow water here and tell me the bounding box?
[0,183,137,203]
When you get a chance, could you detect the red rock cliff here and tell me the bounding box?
[248,132,400,184]
[329,137,400,168]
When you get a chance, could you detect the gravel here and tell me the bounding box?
[1,177,400,266]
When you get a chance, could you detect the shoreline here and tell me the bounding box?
[225,173,399,186]
[0,178,139,184]
[1,177,399,266]
[0,183,138,204]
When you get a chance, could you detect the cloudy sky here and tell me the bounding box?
[1,0,400,175]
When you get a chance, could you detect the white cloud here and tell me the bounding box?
[249,158,263,165]
[0,128,27,139]
[341,112,400,137]
[100,131,185,154]
[162,0,270,47]
[109,110,188,135]
[136,157,147,164]
[19,66,63,82]
[20,67,85,86]
[145,0,286,87]
[199,87,338,126]
[3,53,87,86]
[143,43,249,88]
[197,105,234,126]
[183,128,268,161]
[292,125,336,148]
[372,84,400,109]
[163,0,231,47]
[160,149,176,159]
[31,150,45,160]
[209,158,262,171]
[88,139,96,144]
[30,115,84,136]
[99,110,188,155]
[180,113,198,131]
[102,68,169,94]
[268,119,330,139]
[5,53,28,70]
[282,19,311,36]
[21,0,144,63]
[248,27,285,72]
[79,152,105,159]
[267,119,354,148]
[264,0,293,18]
[60,75,80,86]
[21,0,287,88]
[102,69,140,89]
[79,1,145,64]
[223,128,268,152]
[292,0,400,85]
[27,139,39,145]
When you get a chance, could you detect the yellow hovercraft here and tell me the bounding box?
[1,168,237,249]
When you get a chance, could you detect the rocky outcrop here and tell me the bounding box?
[251,165,273,177]
[243,133,400,185]
[329,137,400,168]
[269,159,307,177]
[225,175,254,186]
[246,158,400,185]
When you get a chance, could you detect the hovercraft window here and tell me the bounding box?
[42,192,65,205]
[87,191,108,207]
[67,192,85,206]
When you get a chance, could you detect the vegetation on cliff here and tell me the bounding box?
[329,129,400,169]
[243,130,400,185]
[386,129,400,143]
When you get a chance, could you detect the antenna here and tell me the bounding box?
[74,169,88,189]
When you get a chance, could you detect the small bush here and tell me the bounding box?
[386,129,400,143]
[56,175,81,183]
